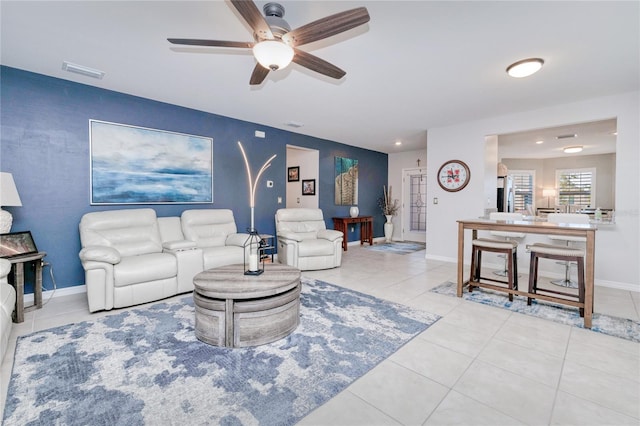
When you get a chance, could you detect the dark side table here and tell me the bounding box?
[7,251,46,323]
[332,216,374,251]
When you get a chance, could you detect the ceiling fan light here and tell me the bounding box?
[506,58,544,78]
[563,145,583,154]
[253,40,294,71]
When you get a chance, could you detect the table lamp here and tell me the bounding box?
[0,172,23,233]
[542,188,557,208]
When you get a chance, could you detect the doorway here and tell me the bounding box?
[286,145,319,208]
[402,168,427,243]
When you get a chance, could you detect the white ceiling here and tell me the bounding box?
[498,118,618,160]
[1,1,638,154]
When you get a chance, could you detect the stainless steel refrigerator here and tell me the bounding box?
[497,176,514,212]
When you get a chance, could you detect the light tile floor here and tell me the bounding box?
[2,245,639,425]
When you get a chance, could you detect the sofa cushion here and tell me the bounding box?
[80,209,163,257]
[298,240,336,257]
[1,283,15,321]
[202,246,245,270]
[182,209,238,248]
[275,208,327,235]
[114,253,177,287]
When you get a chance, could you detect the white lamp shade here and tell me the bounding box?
[542,189,556,198]
[0,172,22,206]
[253,40,294,71]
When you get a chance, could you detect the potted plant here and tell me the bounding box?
[378,185,399,242]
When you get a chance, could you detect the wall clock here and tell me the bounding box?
[437,160,470,192]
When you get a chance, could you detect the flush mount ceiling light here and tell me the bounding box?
[62,61,105,79]
[252,40,295,71]
[506,58,544,78]
[563,145,583,154]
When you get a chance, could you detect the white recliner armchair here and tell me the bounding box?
[1,258,15,362]
[79,208,182,312]
[181,209,248,270]
[275,208,343,271]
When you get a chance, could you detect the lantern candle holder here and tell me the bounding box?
[244,228,264,275]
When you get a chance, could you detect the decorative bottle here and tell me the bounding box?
[595,207,602,222]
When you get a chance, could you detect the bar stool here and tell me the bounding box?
[526,243,585,317]
[489,212,525,277]
[546,213,589,288]
[469,238,519,301]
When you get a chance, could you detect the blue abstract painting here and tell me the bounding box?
[90,120,213,204]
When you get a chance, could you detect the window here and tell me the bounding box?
[509,170,535,212]
[556,168,595,207]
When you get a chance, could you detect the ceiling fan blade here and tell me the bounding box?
[168,38,253,48]
[282,7,370,47]
[250,63,270,85]
[292,49,345,80]
[230,0,274,40]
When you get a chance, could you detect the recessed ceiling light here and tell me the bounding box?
[285,121,303,128]
[62,61,105,79]
[535,140,544,144]
[506,58,544,78]
[394,141,402,146]
[563,146,583,154]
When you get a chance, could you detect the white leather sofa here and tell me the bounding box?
[1,258,15,362]
[79,209,185,312]
[79,208,249,313]
[275,208,343,271]
[181,209,248,270]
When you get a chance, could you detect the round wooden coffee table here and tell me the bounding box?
[193,263,301,348]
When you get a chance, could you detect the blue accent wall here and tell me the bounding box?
[1,66,388,292]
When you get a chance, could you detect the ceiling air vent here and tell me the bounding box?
[556,133,577,140]
[62,61,105,79]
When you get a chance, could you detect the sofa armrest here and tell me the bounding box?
[162,240,197,252]
[79,246,121,264]
[317,229,343,242]
[225,233,250,247]
[277,231,304,242]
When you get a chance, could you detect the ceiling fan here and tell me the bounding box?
[168,1,370,85]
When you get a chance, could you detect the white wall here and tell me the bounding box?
[286,145,319,208]
[388,149,427,240]
[426,91,639,290]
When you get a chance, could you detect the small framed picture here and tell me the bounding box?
[0,231,38,258]
[287,166,300,182]
[302,179,316,196]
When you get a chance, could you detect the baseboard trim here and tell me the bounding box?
[24,284,87,304]
[423,256,639,293]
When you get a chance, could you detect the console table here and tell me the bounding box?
[332,216,374,251]
[7,252,46,323]
[457,219,597,328]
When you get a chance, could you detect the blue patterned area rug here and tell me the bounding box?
[4,278,440,425]
[367,241,426,254]
[431,281,640,343]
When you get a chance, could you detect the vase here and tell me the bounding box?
[384,215,393,242]
[349,206,359,218]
